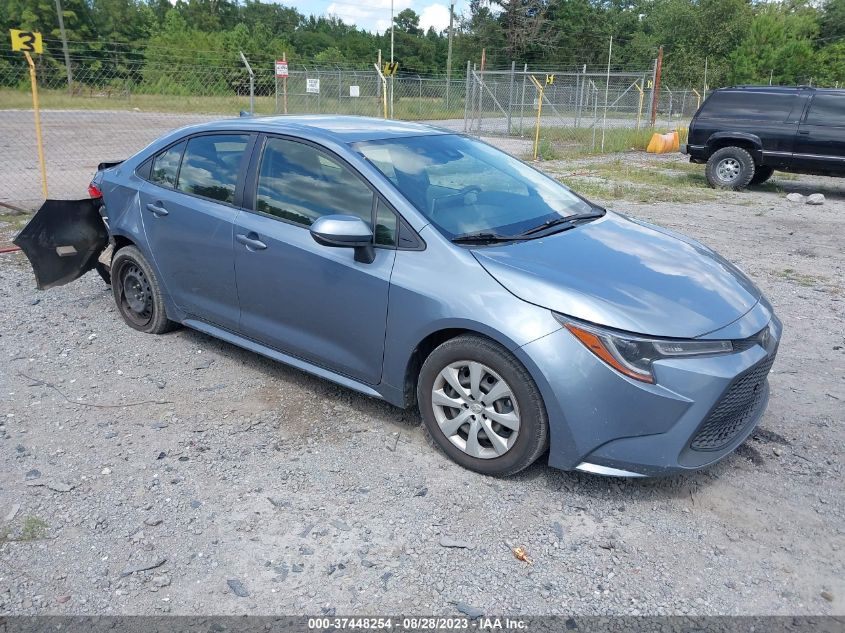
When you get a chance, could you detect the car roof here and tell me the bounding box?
[717,85,845,96]
[188,115,452,143]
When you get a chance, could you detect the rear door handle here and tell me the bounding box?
[798,130,811,135]
[236,233,267,251]
[146,202,169,217]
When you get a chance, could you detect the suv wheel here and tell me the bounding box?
[750,165,774,185]
[111,246,177,334]
[417,335,548,476]
[705,146,756,190]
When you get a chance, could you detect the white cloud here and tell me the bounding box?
[326,0,413,33]
[419,4,451,33]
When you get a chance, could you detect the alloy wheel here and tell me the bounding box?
[431,361,520,459]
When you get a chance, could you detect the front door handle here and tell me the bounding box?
[146,202,169,217]
[236,233,267,251]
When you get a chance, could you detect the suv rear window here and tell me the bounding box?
[805,94,845,127]
[698,91,798,121]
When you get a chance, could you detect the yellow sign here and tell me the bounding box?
[545,74,555,85]
[10,29,43,54]
[383,62,399,77]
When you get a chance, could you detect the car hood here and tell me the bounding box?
[472,212,761,338]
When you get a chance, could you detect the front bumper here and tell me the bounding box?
[515,304,782,477]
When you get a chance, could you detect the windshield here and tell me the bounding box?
[353,134,595,239]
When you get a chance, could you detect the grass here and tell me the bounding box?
[538,126,689,156]
[0,516,48,545]
[0,87,466,119]
[777,268,820,287]
[549,156,719,204]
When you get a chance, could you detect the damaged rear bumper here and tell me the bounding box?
[13,198,109,290]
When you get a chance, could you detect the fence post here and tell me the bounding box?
[519,63,528,136]
[419,75,423,118]
[239,51,254,115]
[507,61,515,135]
[463,60,471,132]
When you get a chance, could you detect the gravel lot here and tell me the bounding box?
[0,146,843,617]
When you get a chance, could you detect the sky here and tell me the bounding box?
[282,0,470,34]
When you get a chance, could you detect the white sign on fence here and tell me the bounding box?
[306,78,320,94]
[349,85,360,98]
[275,60,288,78]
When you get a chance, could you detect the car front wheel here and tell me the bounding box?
[705,146,756,190]
[417,335,548,476]
[111,245,177,334]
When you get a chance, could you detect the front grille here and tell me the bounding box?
[690,355,776,451]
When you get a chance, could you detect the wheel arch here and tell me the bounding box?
[399,322,534,409]
[108,230,185,324]
[705,133,763,163]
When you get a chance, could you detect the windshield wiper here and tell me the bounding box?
[451,231,523,244]
[516,210,606,237]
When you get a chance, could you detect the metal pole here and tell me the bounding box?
[283,52,287,115]
[24,52,48,198]
[477,49,485,133]
[507,61,515,135]
[520,63,527,136]
[703,57,708,99]
[463,60,471,132]
[446,1,454,109]
[601,36,612,152]
[239,51,254,115]
[390,0,395,118]
[650,45,663,127]
[54,0,73,93]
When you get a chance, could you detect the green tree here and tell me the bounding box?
[728,4,819,85]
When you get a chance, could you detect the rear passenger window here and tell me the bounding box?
[151,141,185,188]
[698,92,797,121]
[177,134,249,204]
[805,94,845,127]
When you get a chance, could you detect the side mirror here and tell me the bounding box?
[310,214,375,264]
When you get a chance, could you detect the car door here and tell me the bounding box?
[233,135,397,385]
[794,92,845,172]
[138,133,253,331]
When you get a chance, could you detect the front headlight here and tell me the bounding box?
[556,316,733,383]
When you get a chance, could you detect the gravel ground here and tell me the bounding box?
[0,149,843,617]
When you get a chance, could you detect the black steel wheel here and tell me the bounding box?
[111,246,177,334]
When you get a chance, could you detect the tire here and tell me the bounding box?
[111,245,177,334]
[750,165,774,185]
[705,146,756,190]
[417,334,549,476]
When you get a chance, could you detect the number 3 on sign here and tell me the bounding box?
[10,29,43,54]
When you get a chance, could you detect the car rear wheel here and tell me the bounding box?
[417,335,548,476]
[111,246,177,334]
[705,146,756,190]
[750,165,774,185]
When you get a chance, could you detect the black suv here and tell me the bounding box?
[682,86,845,189]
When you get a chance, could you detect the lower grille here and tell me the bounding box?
[690,355,775,451]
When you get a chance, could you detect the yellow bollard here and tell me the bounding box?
[635,80,645,130]
[529,75,544,160]
[24,51,48,198]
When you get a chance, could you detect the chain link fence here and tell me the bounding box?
[0,48,691,210]
[462,63,695,157]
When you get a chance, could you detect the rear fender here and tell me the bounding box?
[705,133,763,162]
